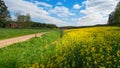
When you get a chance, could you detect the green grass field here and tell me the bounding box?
[0,26,120,68]
[0,29,61,68]
[0,28,51,40]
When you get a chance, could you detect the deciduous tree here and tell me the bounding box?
[0,0,11,27]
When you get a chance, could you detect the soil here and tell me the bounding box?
[0,32,46,48]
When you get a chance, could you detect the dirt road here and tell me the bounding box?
[0,32,46,48]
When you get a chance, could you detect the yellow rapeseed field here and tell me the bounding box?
[28,26,120,68]
[51,26,120,68]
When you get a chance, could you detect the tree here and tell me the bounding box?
[108,11,115,25]
[114,2,120,25]
[17,13,31,22]
[0,0,11,27]
[108,1,120,25]
[26,13,31,22]
[17,15,26,22]
[16,13,32,28]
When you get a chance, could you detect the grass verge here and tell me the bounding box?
[0,29,61,68]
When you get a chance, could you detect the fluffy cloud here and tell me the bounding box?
[4,0,67,26]
[35,1,52,8]
[76,0,119,26]
[4,0,120,26]
[73,4,81,9]
[49,6,75,17]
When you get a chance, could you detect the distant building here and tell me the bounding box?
[7,15,27,28]
[7,23,22,28]
[7,23,17,28]
[7,14,31,28]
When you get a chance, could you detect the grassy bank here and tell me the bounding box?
[0,28,50,40]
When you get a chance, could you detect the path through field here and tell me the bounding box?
[0,32,47,48]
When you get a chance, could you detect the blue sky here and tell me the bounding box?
[4,0,119,26]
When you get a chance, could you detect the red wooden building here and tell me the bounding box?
[7,23,22,28]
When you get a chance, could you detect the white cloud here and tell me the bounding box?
[49,6,75,17]
[76,0,119,26]
[4,0,120,26]
[73,4,81,9]
[35,1,52,8]
[57,2,62,5]
[4,0,67,26]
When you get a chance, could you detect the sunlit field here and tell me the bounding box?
[52,26,120,68]
[0,26,120,68]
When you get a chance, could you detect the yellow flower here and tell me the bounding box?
[99,66,105,68]
[94,61,97,65]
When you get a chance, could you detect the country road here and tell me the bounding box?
[0,32,46,48]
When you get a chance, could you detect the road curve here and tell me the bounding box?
[0,32,46,48]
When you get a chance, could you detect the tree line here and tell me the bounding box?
[0,0,57,28]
